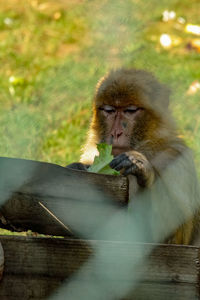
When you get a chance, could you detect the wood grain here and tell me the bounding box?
[0,157,128,236]
[0,236,199,299]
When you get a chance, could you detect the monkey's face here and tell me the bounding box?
[92,68,171,158]
[98,104,144,156]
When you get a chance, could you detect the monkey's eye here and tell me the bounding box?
[99,105,116,114]
[124,106,140,114]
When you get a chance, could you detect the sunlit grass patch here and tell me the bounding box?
[0,0,89,105]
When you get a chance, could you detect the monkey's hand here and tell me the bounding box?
[110,151,155,188]
[66,162,89,171]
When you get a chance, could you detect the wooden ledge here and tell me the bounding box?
[0,235,199,299]
[0,157,128,236]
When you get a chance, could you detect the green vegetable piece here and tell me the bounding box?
[88,143,120,175]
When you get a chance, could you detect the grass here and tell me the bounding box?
[0,0,200,168]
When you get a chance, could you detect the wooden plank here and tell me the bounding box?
[0,236,199,299]
[0,157,128,236]
[0,276,62,300]
[0,236,91,299]
[89,240,200,284]
[48,281,199,300]
[1,277,198,300]
[0,236,199,283]
[0,192,74,237]
[0,157,128,202]
[0,236,91,278]
[117,282,199,300]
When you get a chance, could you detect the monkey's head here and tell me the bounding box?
[91,68,172,156]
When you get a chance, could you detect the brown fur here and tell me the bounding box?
[80,68,200,245]
[81,69,176,164]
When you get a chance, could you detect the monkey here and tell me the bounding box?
[67,68,200,245]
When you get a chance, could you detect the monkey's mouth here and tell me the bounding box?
[112,146,130,156]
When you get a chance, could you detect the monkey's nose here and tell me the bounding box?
[111,129,123,140]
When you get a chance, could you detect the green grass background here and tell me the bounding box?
[0,0,200,168]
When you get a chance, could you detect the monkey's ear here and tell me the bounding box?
[95,75,107,95]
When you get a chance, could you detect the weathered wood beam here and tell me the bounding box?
[0,157,128,236]
[0,236,199,299]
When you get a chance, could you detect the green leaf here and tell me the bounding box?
[88,143,120,175]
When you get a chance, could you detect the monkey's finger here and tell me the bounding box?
[123,164,138,176]
[110,153,128,168]
[114,159,132,171]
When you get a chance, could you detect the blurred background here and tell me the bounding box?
[0,0,199,171]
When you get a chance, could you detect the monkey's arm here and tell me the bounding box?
[110,142,188,188]
[110,151,155,188]
[66,162,90,171]
[151,146,200,245]
[111,146,200,245]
